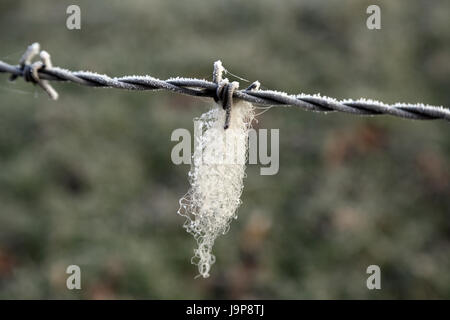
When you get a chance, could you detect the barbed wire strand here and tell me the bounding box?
[1,43,449,124]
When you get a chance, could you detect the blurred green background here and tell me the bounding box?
[0,0,449,299]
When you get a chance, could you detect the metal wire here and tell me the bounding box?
[1,43,449,123]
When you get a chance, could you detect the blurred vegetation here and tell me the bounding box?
[0,0,449,299]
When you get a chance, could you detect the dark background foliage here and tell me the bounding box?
[0,0,448,299]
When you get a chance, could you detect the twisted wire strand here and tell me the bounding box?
[0,43,449,123]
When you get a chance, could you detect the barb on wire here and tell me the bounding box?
[1,43,449,124]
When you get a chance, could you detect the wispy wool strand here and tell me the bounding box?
[178,101,254,278]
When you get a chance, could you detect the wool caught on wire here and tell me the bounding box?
[178,100,255,278]
[1,43,450,277]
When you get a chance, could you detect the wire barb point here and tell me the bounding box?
[8,43,59,100]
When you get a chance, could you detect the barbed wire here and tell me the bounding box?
[1,43,449,124]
